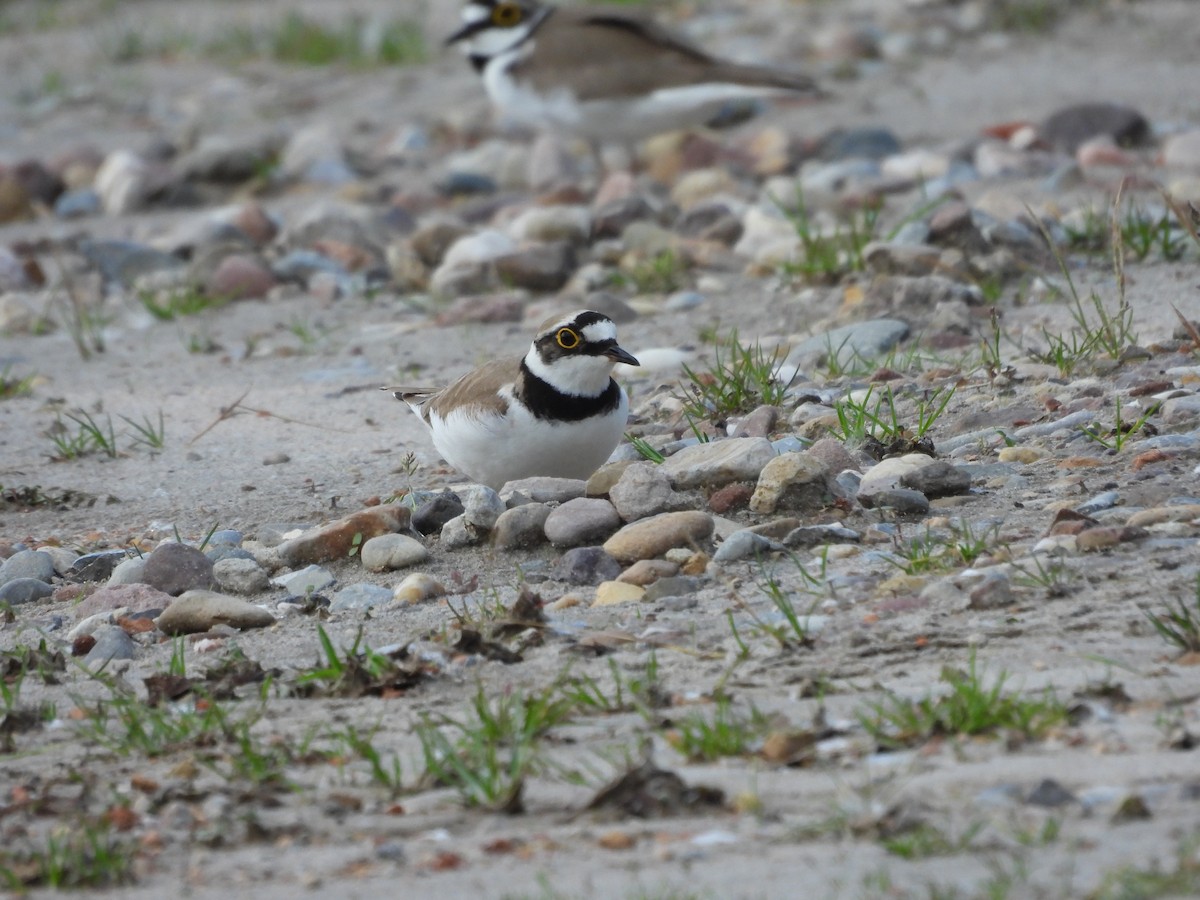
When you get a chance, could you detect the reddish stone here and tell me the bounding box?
[275,505,411,567]
[206,254,277,300]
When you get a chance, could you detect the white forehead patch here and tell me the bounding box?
[581,320,617,344]
[461,4,490,24]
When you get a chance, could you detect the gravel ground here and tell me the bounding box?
[3,1,1200,897]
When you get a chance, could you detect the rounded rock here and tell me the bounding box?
[544,498,622,548]
[330,583,393,612]
[273,565,336,596]
[74,583,173,618]
[549,547,622,585]
[212,558,271,595]
[493,504,553,550]
[393,573,446,604]
[360,534,430,572]
[609,463,687,521]
[592,581,646,607]
[84,624,138,667]
[0,577,55,605]
[412,493,465,535]
[142,542,216,596]
[749,452,839,515]
[461,485,506,531]
[602,511,715,563]
[107,556,148,586]
[156,590,276,635]
[0,548,56,586]
[660,437,777,490]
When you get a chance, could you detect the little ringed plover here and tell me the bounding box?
[446,0,819,140]
[387,310,639,489]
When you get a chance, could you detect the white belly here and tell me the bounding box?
[427,391,629,489]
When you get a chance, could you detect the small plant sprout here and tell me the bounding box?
[666,695,771,762]
[48,410,118,460]
[1082,398,1157,451]
[858,651,1067,750]
[626,433,665,463]
[120,410,166,450]
[676,330,793,426]
[0,364,36,400]
[1144,574,1200,654]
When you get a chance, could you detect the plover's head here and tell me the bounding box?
[524,309,639,396]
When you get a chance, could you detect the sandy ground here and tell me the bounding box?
[3,1,1200,898]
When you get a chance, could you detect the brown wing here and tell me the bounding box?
[520,7,816,101]
[389,356,521,424]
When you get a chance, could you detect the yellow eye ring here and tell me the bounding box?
[492,2,523,27]
[556,328,580,350]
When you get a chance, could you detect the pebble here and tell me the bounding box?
[899,460,972,498]
[592,581,646,607]
[549,547,622,585]
[73,584,173,618]
[1026,779,1077,808]
[749,452,838,515]
[108,556,148,586]
[68,611,118,641]
[544,498,622,548]
[642,575,704,602]
[713,529,781,562]
[461,485,506,530]
[863,488,931,516]
[660,437,777,489]
[83,624,138,667]
[141,542,216,596]
[492,504,552,550]
[603,511,716,563]
[212,558,270,595]
[857,454,940,499]
[616,559,680,586]
[500,477,586,505]
[412,493,465,535]
[0,578,55,605]
[273,565,336,596]
[0,548,56,586]
[1039,102,1150,153]
[439,515,483,550]
[275,505,410,567]
[609,463,687,521]
[998,446,1043,464]
[156,590,276,635]
[329,583,394,612]
[393,573,446,604]
[360,534,430,571]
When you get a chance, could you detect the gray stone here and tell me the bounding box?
[108,556,148,586]
[783,319,910,372]
[70,550,129,582]
[412,492,465,535]
[330,583,394,612]
[83,624,137,667]
[273,565,335,596]
[750,452,841,515]
[544,498,622,548]
[1026,778,1077,808]
[492,504,552,550]
[609,463,687,521]
[783,524,861,547]
[857,454,939,499]
[864,488,930,515]
[73,584,173,618]
[713,529,781,562]
[41,547,78,576]
[0,578,54,605]
[1040,103,1150,154]
[212,558,271,595]
[494,242,575,292]
[549,547,622,585]
[439,515,484,549]
[79,239,183,286]
[643,575,704,602]
[899,460,972,498]
[0,549,55,586]
[156,590,276,635]
[660,438,777,490]
[603,511,715,563]
[142,542,216,596]
[461,485,506,530]
[500,477,586,505]
[360,533,430,571]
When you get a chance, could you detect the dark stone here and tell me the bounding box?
[70,550,129,582]
[819,127,903,161]
[141,542,216,596]
[494,241,575,292]
[549,546,622,585]
[899,460,972,498]
[862,488,930,516]
[413,492,465,536]
[1039,103,1151,154]
[1026,779,1077,808]
[0,578,55,605]
[592,195,655,239]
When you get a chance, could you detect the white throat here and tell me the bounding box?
[523,347,614,397]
